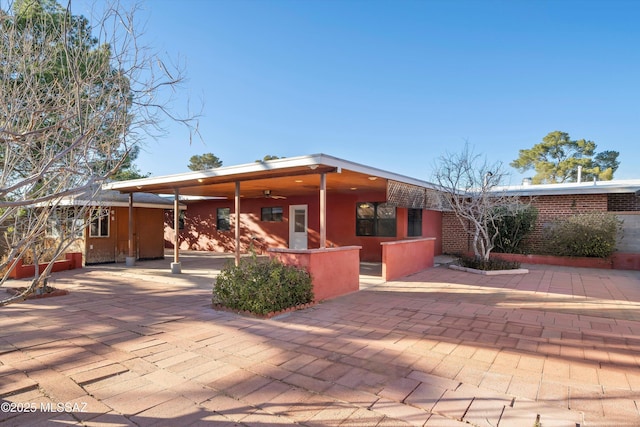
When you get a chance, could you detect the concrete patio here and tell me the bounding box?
[1,252,640,426]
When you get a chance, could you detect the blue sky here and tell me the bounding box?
[93,0,640,184]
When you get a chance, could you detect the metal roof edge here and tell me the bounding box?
[311,153,439,189]
[493,179,640,196]
[104,153,440,192]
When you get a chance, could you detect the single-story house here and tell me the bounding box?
[105,153,446,293]
[58,189,184,265]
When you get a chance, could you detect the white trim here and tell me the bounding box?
[103,153,441,193]
[493,179,640,196]
[55,199,186,210]
[289,204,308,250]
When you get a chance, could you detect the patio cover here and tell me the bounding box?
[104,153,442,271]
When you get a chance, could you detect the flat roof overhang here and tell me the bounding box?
[104,153,438,200]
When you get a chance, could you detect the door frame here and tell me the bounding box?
[288,204,308,250]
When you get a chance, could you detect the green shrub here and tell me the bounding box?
[458,255,521,271]
[490,205,538,254]
[541,212,622,258]
[213,254,314,315]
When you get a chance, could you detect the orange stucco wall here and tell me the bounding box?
[381,238,435,281]
[8,252,82,279]
[85,207,165,264]
[167,192,443,262]
[269,246,361,301]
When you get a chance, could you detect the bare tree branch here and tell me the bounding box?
[0,0,199,303]
[433,143,527,261]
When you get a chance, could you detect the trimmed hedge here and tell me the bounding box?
[541,212,622,258]
[213,254,314,316]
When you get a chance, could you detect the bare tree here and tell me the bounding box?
[433,144,525,261]
[0,0,198,305]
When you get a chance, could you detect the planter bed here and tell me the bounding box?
[489,253,613,269]
[449,264,529,276]
[5,287,69,300]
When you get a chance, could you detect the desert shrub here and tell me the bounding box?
[213,254,314,315]
[458,255,521,271]
[541,212,622,258]
[490,204,538,254]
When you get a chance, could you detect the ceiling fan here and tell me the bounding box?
[263,189,287,200]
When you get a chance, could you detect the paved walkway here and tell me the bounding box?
[1,253,640,426]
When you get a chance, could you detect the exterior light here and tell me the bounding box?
[368,176,378,181]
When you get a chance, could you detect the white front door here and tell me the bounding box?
[289,205,308,249]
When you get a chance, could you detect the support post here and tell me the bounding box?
[319,172,327,248]
[125,193,135,267]
[171,188,182,274]
[235,181,241,266]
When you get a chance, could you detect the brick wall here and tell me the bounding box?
[442,211,470,254]
[442,193,609,254]
[608,194,640,212]
[525,194,607,252]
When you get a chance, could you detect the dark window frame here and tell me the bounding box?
[217,207,231,231]
[261,206,283,222]
[407,208,423,237]
[356,202,396,237]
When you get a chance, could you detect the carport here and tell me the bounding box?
[104,153,444,299]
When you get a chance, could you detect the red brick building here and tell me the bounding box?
[442,181,640,259]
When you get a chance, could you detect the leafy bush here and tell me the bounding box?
[490,204,538,254]
[458,255,521,271]
[213,254,314,315]
[541,212,622,258]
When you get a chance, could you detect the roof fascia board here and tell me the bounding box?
[104,154,331,192]
[312,153,439,189]
[104,153,440,193]
[56,200,186,209]
[493,180,640,196]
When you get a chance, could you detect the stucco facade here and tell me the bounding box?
[165,192,443,262]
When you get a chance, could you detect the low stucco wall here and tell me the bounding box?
[381,238,435,281]
[8,252,83,279]
[268,246,361,301]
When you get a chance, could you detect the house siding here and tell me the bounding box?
[608,193,640,212]
[166,192,444,262]
[85,207,165,264]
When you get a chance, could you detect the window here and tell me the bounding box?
[90,208,110,238]
[356,202,396,237]
[47,208,84,239]
[169,210,185,230]
[407,208,422,237]
[178,211,185,230]
[217,207,230,231]
[261,206,283,222]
